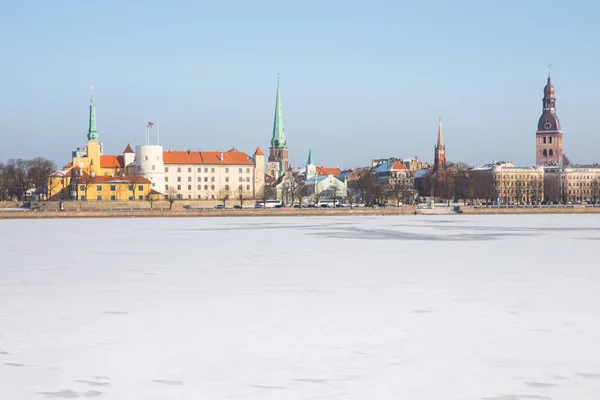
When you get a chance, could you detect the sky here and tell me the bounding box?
[1,0,599,169]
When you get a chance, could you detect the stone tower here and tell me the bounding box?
[267,76,288,178]
[536,73,563,165]
[433,118,446,173]
[253,146,265,198]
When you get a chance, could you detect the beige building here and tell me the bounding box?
[162,148,265,200]
[544,165,600,203]
[470,162,544,204]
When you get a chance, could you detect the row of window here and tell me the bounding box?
[165,184,251,192]
[542,137,554,144]
[166,176,252,183]
[80,185,145,192]
[542,149,554,157]
[80,195,145,201]
[166,167,252,174]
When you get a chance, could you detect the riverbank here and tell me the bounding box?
[2,204,600,219]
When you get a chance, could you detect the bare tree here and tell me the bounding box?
[129,174,145,201]
[3,159,33,201]
[218,188,230,207]
[147,193,155,209]
[79,172,95,201]
[237,185,249,207]
[592,179,600,204]
[167,186,179,210]
[28,158,56,199]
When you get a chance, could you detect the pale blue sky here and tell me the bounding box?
[1,0,599,168]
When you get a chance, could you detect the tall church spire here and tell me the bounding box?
[271,75,286,148]
[436,117,444,149]
[307,148,313,165]
[87,88,98,142]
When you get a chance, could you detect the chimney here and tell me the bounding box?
[220,152,224,161]
[187,149,191,154]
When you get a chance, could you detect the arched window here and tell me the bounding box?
[246,185,250,191]
[549,149,554,156]
[238,185,243,190]
[543,149,547,156]
[211,185,215,190]
[204,185,208,190]
[225,185,229,191]
[543,137,547,144]
[177,184,181,190]
[188,185,192,190]
[197,185,201,190]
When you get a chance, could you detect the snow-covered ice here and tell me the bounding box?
[1,215,600,399]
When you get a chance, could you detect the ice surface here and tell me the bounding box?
[1,215,600,399]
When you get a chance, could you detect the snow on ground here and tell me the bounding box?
[1,215,600,400]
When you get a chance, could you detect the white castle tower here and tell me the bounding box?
[135,123,165,193]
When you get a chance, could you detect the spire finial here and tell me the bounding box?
[271,74,286,147]
[90,85,95,105]
[87,87,98,141]
[548,64,552,79]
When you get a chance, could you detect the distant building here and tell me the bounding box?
[469,162,544,203]
[433,118,446,173]
[544,165,600,203]
[536,73,564,166]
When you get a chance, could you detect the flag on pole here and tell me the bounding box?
[147,122,154,128]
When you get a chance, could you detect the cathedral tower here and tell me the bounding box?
[267,76,288,178]
[85,93,101,176]
[433,118,446,173]
[536,73,563,165]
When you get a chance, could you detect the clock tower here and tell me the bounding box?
[535,73,563,166]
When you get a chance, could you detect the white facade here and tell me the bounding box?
[164,163,256,200]
[135,145,166,194]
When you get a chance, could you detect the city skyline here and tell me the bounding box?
[2,0,600,168]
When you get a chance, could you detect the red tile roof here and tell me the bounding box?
[254,146,264,156]
[163,151,254,165]
[392,161,408,171]
[100,155,125,168]
[317,167,342,176]
[90,176,151,184]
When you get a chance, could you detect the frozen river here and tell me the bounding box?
[1,215,600,399]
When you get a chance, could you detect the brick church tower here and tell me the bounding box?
[536,73,563,165]
[433,117,446,173]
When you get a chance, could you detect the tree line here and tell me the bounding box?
[0,158,56,201]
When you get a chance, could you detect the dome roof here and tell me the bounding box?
[544,77,555,97]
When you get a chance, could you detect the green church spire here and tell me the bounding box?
[278,158,285,176]
[271,75,286,148]
[307,148,313,165]
[87,90,98,142]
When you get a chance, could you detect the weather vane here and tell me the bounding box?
[548,64,552,77]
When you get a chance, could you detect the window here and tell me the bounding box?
[211,168,215,173]
[110,195,116,201]
[79,185,85,191]
[97,195,102,200]
[188,185,192,190]
[188,195,191,199]
[165,184,169,190]
[246,168,250,173]
[543,137,547,144]
[211,185,215,190]
[197,185,201,190]
[152,165,155,171]
[197,195,201,199]
[165,167,169,172]
[139,195,144,201]
[543,149,547,156]
[80,195,86,201]
[211,195,214,199]
[177,167,181,173]
[549,149,553,156]
[96,185,102,191]
[204,177,208,182]
[225,185,229,191]
[177,177,181,182]
[188,177,192,182]
[225,177,229,182]
[246,177,250,182]
[165,177,169,182]
[197,168,201,172]
[204,168,208,173]
[211,177,215,182]
[239,168,242,173]
[549,137,553,144]
[129,196,133,200]
[137,185,143,191]
[188,167,192,173]
[239,177,243,182]
[238,185,243,190]
[225,168,229,173]
[197,177,201,182]
[177,184,181,190]
[246,185,250,191]
[145,156,148,161]
[204,185,208,190]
